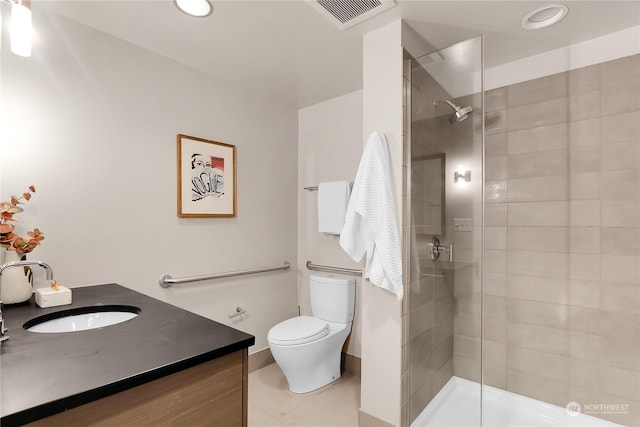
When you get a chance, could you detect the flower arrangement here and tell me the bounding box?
[0,185,45,254]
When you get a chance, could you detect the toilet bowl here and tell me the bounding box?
[268,274,355,394]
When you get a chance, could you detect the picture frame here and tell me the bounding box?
[177,134,236,218]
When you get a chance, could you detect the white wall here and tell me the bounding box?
[361,19,405,426]
[297,89,363,357]
[0,6,299,352]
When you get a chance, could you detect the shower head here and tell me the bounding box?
[433,98,473,123]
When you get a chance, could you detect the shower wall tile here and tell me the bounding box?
[569,90,601,122]
[601,169,640,199]
[569,279,600,309]
[507,250,569,278]
[484,363,507,389]
[569,63,600,94]
[479,55,640,425]
[484,227,507,250]
[485,110,507,135]
[508,201,569,226]
[508,322,569,356]
[507,72,568,108]
[569,118,601,147]
[485,87,507,112]
[507,369,569,407]
[507,175,568,202]
[485,318,507,343]
[569,331,601,362]
[601,255,639,284]
[507,346,569,380]
[508,123,568,155]
[507,299,569,329]
[508,226,568,252]
[601,111,640,143]
[453,355,481,383]
[600,55,640,87]
[601,337,640,372]
[569,253,601,281]
[569,172,601,200]
[601,227,640,255]
[569,227,601,254]
[484,272,507,296]
[601,281,640,311]
[601,309,639,341]
[601,140,640,171]
[601,199,640,227]
[569,145,601,173]
[507,97,568,132]
[600,366,640,401]
[568,200,601,226]
[601,80,640,116]
[569,358,600,389]
[507,149,567,178]
[485,156,507,180]
[485,203,507,226]
[485,133,508,157]
[508,274,569,304]
[568,305,601,335]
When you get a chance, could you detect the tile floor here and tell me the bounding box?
[248,363,361,426]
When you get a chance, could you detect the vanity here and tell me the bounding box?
[0,284,255,426]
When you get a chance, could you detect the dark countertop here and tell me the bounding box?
[0,283,255,426]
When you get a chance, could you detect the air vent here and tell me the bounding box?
[308,0,397,30]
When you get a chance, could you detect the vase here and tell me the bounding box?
[0,249,33,304]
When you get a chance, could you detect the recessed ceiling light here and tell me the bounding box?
[522,4,568,30]
[174,0,213,17]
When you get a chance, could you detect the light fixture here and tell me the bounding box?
[174,0,213,17]
[454,165,471,185]
[2,0,32,57]
[522,4,568,30]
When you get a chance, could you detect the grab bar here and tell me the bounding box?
[306,261,362,276]
[159,261,291,288]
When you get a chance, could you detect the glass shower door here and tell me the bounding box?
[406,36,484,426]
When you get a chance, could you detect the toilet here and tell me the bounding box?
[268,274,355,394]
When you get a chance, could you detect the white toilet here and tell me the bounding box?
[268,274,355,394]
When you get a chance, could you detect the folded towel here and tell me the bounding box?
[318,181,352,234]
[339,132,403,299]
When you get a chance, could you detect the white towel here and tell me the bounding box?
[339,132,403,299]
[317,181,352,234]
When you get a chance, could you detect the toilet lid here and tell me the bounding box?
[268,316,329,346]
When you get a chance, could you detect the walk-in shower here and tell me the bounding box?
[406,34,639,427]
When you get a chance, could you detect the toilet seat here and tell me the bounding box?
[268,315,329,346]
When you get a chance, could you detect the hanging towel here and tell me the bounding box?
[318,181,352,234]
[339,132,403,299]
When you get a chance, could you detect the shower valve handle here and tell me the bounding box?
[429,238,453,262]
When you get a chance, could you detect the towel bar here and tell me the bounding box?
[306,261,361,276]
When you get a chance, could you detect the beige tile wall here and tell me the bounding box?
[480,54,640,426]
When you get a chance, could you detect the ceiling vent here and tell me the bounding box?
[308,0,397,30]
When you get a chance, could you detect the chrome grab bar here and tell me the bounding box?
[305,261,362,276]
[159,261,291,288]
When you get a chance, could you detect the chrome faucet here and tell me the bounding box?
[0,260,54,345]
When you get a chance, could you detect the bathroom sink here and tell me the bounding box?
[24,305,140,333]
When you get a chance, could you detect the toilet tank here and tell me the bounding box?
[310,274,355,323]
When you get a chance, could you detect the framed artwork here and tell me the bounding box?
[177,134,236,217]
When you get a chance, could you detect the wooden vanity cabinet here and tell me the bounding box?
[27,349,248,427]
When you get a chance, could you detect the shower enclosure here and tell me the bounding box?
[405,36,484,426]
[406,35,640,427]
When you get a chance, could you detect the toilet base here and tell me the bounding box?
[271,344,342,394]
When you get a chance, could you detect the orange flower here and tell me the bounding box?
[0,185,44,254]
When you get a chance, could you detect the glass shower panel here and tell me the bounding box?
[407,36,484,427]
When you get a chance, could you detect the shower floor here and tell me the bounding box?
[412,376,622,427]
